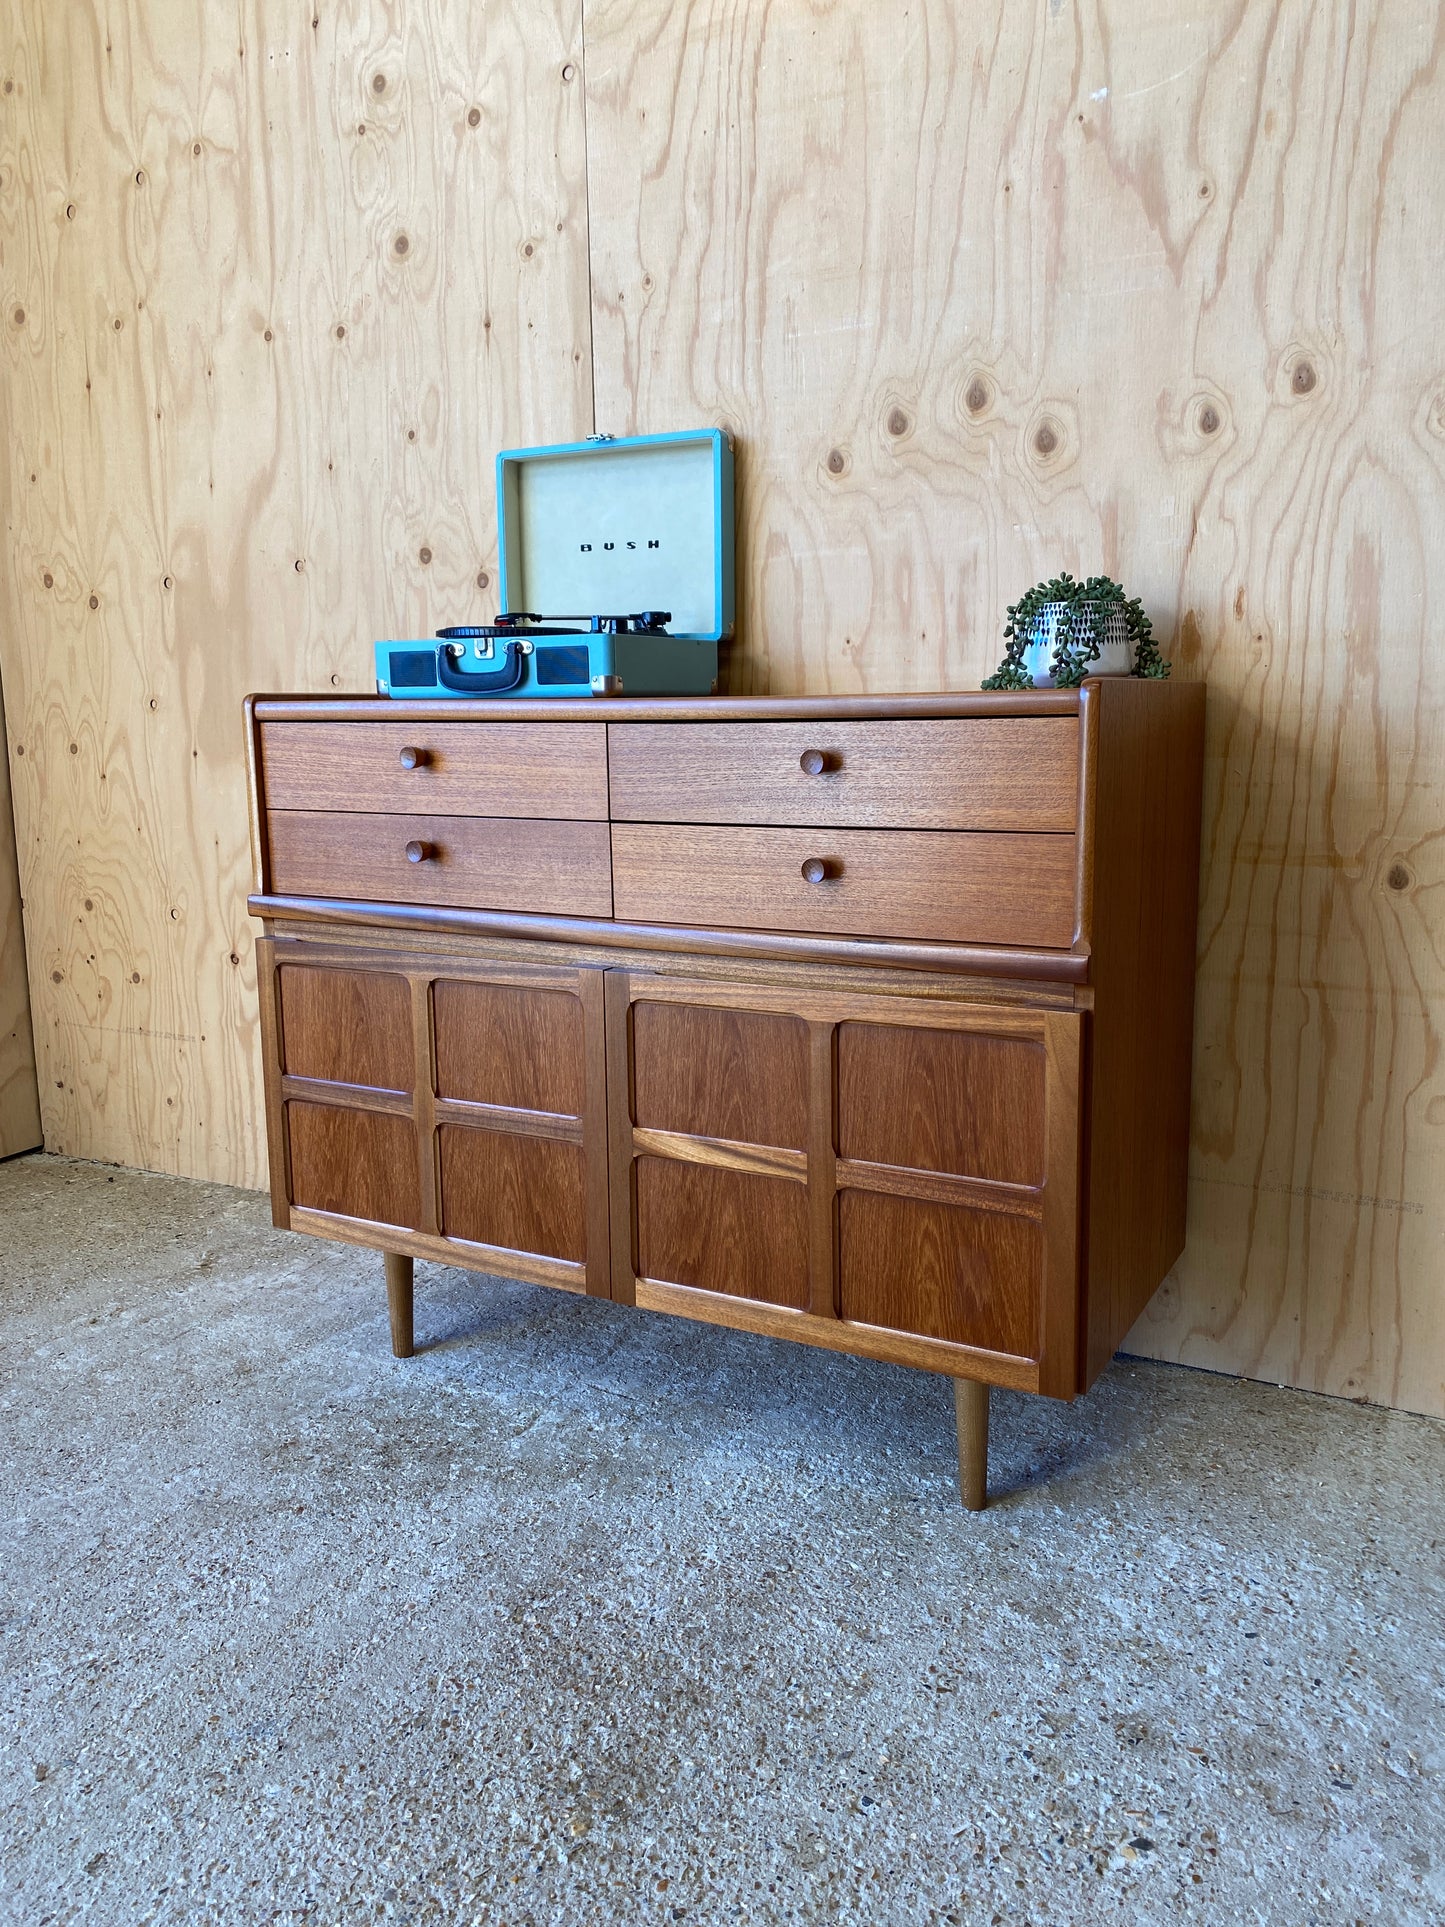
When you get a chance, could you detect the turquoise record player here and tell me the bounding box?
[374,427,734,699]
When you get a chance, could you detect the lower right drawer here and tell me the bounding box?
[610,823,1077,949]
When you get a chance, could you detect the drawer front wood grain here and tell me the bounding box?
[608,718,1079,830]
[267,811,613,917]
[611,825,1076,948]
[260,720,608,819]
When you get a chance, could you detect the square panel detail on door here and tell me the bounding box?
[635,1157,809,1308]
[837,1022,1045,1186]
[435,980,585,1114]
[439,1125,586,1263]
[288,1101,421,1230]
[279,964,413,1092]
[631,1001,808,1149]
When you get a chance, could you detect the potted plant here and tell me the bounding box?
[982,573,1169,688]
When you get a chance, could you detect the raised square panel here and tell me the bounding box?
[288,1102,420,1229]
[439,1125,585,1262]
[280,966,413,1092]
[631,1001,808,1148]
[837,1023,1045,1185]
[839,1191,1040,1357]
[434,981,584,1115]
[636,1159,808,1309]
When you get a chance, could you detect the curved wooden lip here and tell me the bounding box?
[249,892,1092,983]
[247,689,1086,724]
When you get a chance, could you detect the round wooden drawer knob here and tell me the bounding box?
[398,745,430,770]
[404,840,434,864]
[800,856,836,884]
[799,747,833,775]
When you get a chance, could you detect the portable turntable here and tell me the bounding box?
[374,428,735,699]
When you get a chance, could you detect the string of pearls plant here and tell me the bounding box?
[982,573,1170,689]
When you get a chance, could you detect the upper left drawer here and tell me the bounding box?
[259,720,608,819]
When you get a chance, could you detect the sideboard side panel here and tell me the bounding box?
[1081,678,1207,1388]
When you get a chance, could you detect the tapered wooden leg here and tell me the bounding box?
[384,1252,414,1358]
[954,1378,989,1511]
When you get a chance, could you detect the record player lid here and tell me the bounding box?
[495,428,734,643]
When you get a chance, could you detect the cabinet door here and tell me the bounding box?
[606,972,1081,1396]
[258,940,610,1296]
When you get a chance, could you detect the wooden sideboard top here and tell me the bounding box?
[247,687,1093,724]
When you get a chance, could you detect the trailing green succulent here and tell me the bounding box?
[982,573,1169,689]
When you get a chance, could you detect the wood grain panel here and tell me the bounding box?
[434,977,584,1114]
[838,1189,1040,1360]
[278,964,412,1092]
[261,720,608,819]
[837,1021,1045,1186]
[607,718,1079,830]
[585,2,1445,1415]
[630,998,808,1148]
[0,670,41,1157]
[438,1123,586,1263]
[0,0,591,1183]
[267,811,612,917]
[287,1101,420,1230]
[612,824,1076,948]
[635,1157,809,1310]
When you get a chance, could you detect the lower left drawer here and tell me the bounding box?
[266,810,613,917]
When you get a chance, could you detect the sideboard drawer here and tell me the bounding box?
[260,720,608,819]
[267,810,613,917]
[611,825,1077,948]
[608,718,1079,830]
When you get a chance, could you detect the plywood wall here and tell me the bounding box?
[0,0,592,1185]
[584,0,1445,1419]
[3,1,1443,1415]
[0,667,41,1158]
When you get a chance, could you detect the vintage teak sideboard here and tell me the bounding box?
[245,680,1205,1508]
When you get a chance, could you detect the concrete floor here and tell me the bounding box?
[0,1155,1441,1927]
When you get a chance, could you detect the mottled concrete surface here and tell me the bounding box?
[0,1155,1441,1927]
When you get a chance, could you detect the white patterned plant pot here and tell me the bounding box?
[1021,601,1134,686]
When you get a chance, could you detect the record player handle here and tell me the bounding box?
[435,639,528,694]
[398,746,430,770]
[799,748,836,775]
[800,856,837,884]
[404,840,434,864]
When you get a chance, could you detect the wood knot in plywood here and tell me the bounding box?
[965,377,990,416]
[826,447,847,475]
[393,232,410,257]
[886,407,911,438]
[1291,359,1317,394]
[468,106,481,127]
[1387,862,1413,893]
[1198,402,1220,436]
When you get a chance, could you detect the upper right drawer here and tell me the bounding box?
[607,718,1078,830]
